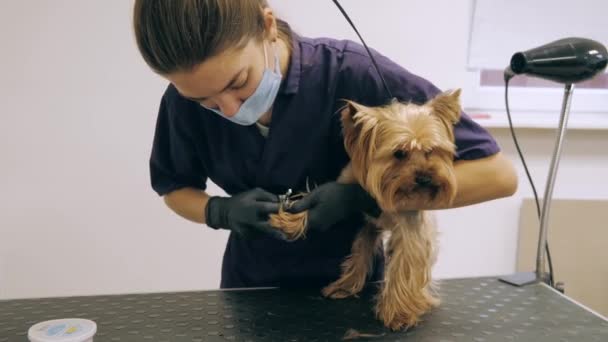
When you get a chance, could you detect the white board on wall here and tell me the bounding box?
[467,0,608,70]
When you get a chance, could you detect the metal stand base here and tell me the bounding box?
[498,271,537,287]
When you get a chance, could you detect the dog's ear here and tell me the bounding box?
[339,100,378,164]
[340,100,366,155]
[430,88,462,125]
[339,100,367,124]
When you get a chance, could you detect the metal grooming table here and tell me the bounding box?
[1,277,607,341]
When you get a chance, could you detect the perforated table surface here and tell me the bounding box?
[1,277,607,341]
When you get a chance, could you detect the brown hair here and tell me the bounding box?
[133,0,292,75]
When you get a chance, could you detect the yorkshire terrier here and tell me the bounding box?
[269,89,462,330]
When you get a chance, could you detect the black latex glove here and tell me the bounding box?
[205,188,287,240]
[287,182,380,233]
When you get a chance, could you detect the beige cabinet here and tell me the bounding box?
[517,198,608,317]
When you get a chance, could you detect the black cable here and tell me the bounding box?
[330,0,393,99]
[504,76,555,288]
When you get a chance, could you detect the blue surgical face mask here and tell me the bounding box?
[201,42,282,126]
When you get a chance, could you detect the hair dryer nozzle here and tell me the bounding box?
[509,37,607,84]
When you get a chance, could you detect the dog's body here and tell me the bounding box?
[270,89,462,330]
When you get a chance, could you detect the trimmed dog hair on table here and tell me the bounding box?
[269,89,462,330]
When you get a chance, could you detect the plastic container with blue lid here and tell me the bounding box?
[28,318,97,342]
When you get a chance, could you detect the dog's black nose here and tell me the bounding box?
[415,173,433,186]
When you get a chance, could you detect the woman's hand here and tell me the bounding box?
[205,188,287,240]
[287,182,378,232]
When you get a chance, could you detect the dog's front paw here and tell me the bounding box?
[268,210,307,241]
[321,279,363,299]
[375,302,420,331]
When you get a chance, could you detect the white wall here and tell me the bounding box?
[1,0,606,300]
[0,0,228,299]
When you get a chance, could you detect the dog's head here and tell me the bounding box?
[340,89,462,213]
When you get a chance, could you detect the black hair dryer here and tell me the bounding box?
[508,37,608,84]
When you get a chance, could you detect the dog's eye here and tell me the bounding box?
[425,150,433,158]
[393,150,408,160]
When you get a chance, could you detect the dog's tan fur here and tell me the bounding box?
[270,89,462,330]
[268,205,308,241]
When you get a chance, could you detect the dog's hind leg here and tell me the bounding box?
[322,220,383,299]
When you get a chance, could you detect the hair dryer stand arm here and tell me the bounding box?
[499,83,574,287]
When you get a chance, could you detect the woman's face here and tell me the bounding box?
[167,38,272,118]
